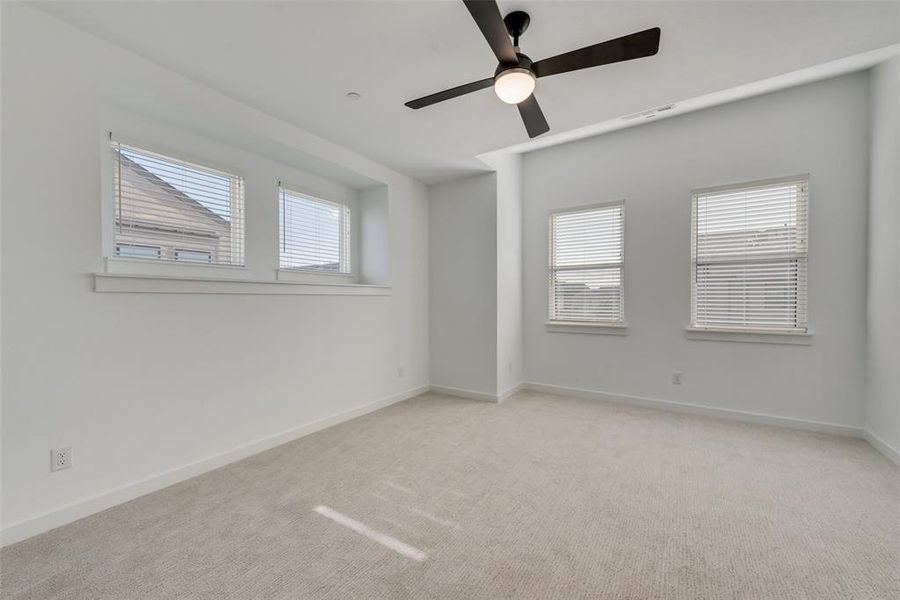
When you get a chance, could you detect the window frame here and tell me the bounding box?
[114,243,162,260]
[174,249,213,263]
[689,174,810,337]
[96,129,386,294]
[104,134,247,271]
[276,182,354,278]
[547,200,627,329]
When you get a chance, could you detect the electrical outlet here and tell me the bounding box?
[51,447,72,472]
[397,366,405,378]
[507,362,513,373]
[672,371,683,385]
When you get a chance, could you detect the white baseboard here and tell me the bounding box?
[429,384,499,403]
[6,382,892,548]
[863,429,900,466]
[427,383,524,403]
[522,382,863,438]
[496,383,523,403]
[0,384,430,548]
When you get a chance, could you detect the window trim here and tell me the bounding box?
[277,182,355,279]
[93,272,390,296]
[689,174,810,337]
[685,327,813,345]
[547,200,627,328]
[545,321,629,335]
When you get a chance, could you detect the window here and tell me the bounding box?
[549,202,625,323]
[691,176,808,332]
[279,184,351,274]
[174,249,212,263]
[115,243,161,260]
[111,140,245,266]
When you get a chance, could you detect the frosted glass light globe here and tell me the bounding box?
[494,69,536,104]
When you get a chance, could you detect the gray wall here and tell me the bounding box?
[865,56,900,454]
[522,73,871,427]
[495,154,524,395]
[1,4,430,536]
[429,173,498,395]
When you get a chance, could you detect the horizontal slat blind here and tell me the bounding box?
[279,186,351,273]
[112,141,244,266]
[691,177,808,331]
[549,203,625,323]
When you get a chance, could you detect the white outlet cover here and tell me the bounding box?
[51,447,72,472]
[672,371,684,385]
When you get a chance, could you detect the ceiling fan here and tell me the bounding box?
[405,0,661,138]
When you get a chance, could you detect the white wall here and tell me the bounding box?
[428,173,498,396]
[428,157,524,400]
[2,2,893,548]
[1,3,429,539]
[522,73,871,428]
[865,56,900,455]
[359,185,391,286]
[495,155,524,396]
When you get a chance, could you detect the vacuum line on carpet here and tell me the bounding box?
[313,505,428,562]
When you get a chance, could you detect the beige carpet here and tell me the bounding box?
[2,391,899,599]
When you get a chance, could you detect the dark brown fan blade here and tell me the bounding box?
[517,94,549,138]
[463,0,518,65]
[532,27,661,79]
[405,77,494,109]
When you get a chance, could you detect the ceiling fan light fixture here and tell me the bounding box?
[404,1,661,140]
[493,68,535,104]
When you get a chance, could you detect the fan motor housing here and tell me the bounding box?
[495,53,534,79]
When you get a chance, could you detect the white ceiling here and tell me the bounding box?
[37,1,900,183]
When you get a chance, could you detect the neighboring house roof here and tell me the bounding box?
[117,153,229,239]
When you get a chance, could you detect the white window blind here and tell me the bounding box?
[111,141,245,266]
[279,185,351,273]
[691,176,808,332]
[549,202,625,323]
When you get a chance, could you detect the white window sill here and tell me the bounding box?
[276,268,357,285]
[546,321,629,335]
[93,273,391,296]
[685,327,812,345]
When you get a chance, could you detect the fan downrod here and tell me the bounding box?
[503,11,530,46]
